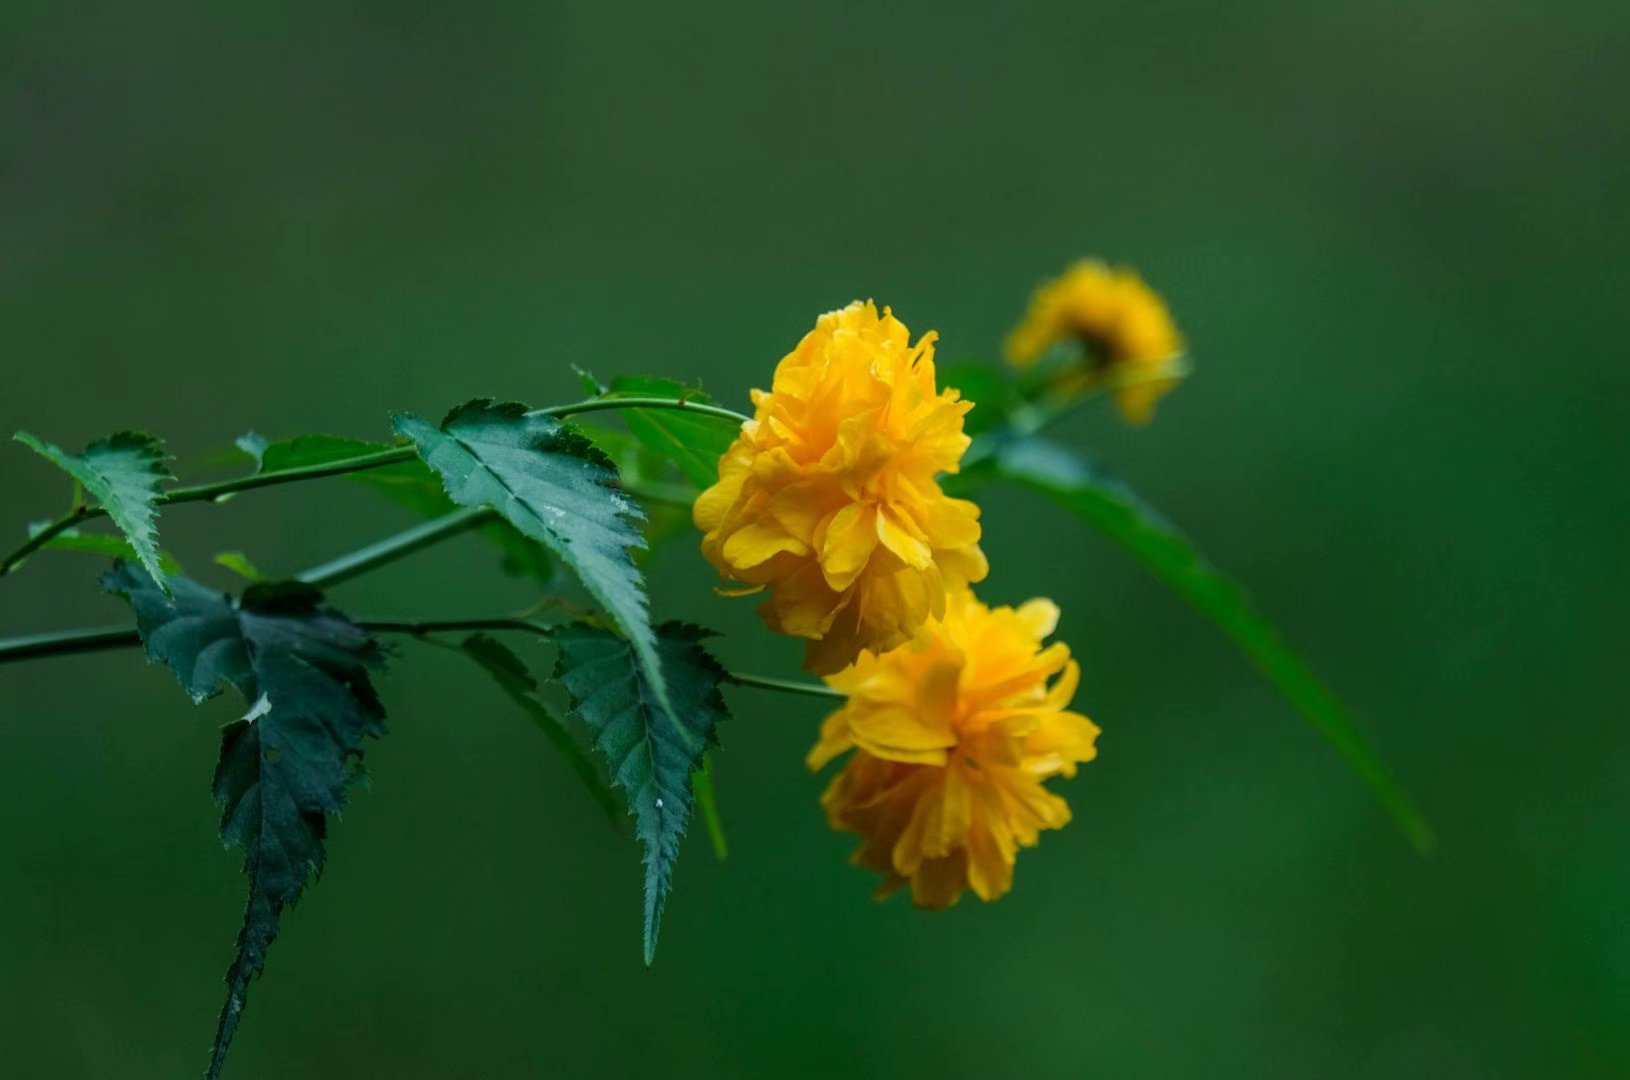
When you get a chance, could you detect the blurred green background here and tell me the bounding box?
[2,2,1627,1076]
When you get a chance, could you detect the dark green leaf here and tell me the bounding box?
[26,521,182,575]
[993,436,1432,851]
[101,564,387,1078]
[393,400,672,720]
[553,621,729,963]
[15,430,172,592]
[457,633,622,825]
[602,376,741,488]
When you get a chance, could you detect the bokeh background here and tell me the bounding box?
[2,2,1627,1077]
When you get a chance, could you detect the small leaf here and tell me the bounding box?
[456,633,622,825]
[553,621,729,963]
[15,430,172,592]
[101,564,387,1077]
[601,376,741,488]
[691,754,728,861]
[394,400,673,722]
[26,521,183,575]
[235,431,393,476]
[993,436,1433,851]
[213,551,264,581]
[574,365,607,396]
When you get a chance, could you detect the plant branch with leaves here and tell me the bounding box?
[0,264,1429,1078]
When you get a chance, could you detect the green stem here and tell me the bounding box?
[0,624,140,663]
[0,617,838,705]
[0,507,93,576]
[538,395,750,426]
[725,671,845,700]
[0,395,744,580]
[297,507,493,588]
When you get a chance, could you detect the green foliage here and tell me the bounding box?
[457,633,622,825]
[553,621,730,963]
[599,376,741,488]
[0,331,1433,1078]
[992,435,1433,851]
[101,564,387,1078]
[29,521,183,574]
[15,430,173,591]
[394,400,675,724]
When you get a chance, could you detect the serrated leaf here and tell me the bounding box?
[600,376,741,488]
[25,521,183,574]
[101,564,387,1078]
[992,436,1433,851]
[553,621,729,963]
[393,400,673,722]
[15,430,172,592]
[456,633,622,824]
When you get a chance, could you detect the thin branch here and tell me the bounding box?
[725,671,844,700]
[0,615,842,705]
[0,507,94,576]
[0,395,744,581]
[297,507,493,589]
[0,625,139,663]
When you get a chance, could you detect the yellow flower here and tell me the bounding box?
[808,588,1099,908]
[694,301,988,674]
[1004,259,1186,424]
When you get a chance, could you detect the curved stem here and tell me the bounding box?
[0,507,93,577]
[539,395,750,426]
[0,624,139,663]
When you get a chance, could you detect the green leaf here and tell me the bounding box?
[15,430,173,592]
[601,376,741,488]
[212,551,264,581]
[553,621,729,963]
[993,436,1432,851]
[691,754,728,861]
[26,521,183,575]
[101,564,388,1077]
[456,633,622,825]
[393,400,673,722]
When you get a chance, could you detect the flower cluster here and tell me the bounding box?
[808,589,1099,907]
[694,301,987,674]
[1004,259,1186,424]
[698,286,1132,905]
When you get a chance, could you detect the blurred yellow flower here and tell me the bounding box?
[1004,259,1186,424]
[695,301,988,674]
[808,588,1098,908]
